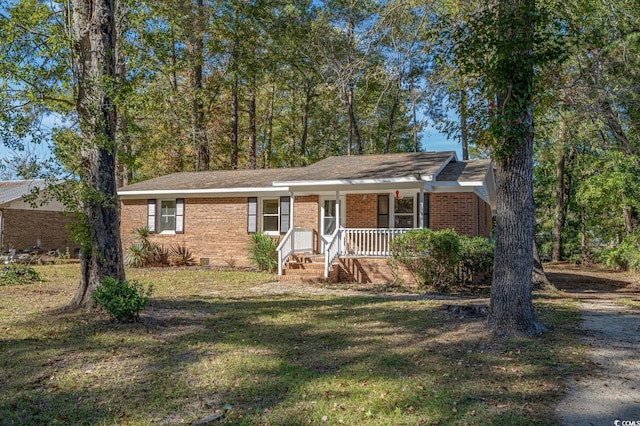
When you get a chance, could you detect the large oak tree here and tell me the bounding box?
[486,0,545,336]
[69,0,125,308]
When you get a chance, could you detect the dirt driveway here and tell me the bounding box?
[547,265,640,426]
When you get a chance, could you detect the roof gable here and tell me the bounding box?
[0,180,46,206]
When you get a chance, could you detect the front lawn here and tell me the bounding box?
[0,265,585,425]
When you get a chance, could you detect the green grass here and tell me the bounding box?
[615,297,640,310]
[0,264,586,425]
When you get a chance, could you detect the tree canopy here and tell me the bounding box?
[1,0,639,319]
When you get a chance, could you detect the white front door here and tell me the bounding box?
[320,196,345,252]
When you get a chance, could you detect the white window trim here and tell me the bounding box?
[391,192,416,229]
[261,198,280,235]
[158,199,177,234]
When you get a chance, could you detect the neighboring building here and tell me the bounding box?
[118,151,495,283]
[0,180,78,253]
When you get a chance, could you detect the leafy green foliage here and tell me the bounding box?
[391,229,461,291]
[458,235,494,284]
[125,227,196,268]
[392,229,494,290]
[93,277,153,322]
[248,232,278,272]
[598,234,640,271]
[0,264,41,286]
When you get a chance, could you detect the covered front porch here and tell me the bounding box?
[277,226,414,280]
[274,180,429,280]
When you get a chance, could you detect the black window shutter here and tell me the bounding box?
[377,195,389,228]
[247,197,257,233]
[176,198,185,234]
[424,194,430,228]
[147,199,156,233]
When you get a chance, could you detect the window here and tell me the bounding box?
[262,199,279,233]
[394,196,414,228]
[323,200,337,235]
[159,200,176,232]
[148,198,184,234]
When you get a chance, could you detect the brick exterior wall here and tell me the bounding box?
[337,257,418,286]
[121,197,255,267]
[120,191,493,270]
[345,194,381,228]
[1,209,79,252]
[478,198,493,238]
[430,193,476,235]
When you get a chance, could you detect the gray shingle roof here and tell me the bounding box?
[119,167,307,192]
[0,180,46,206]
[285,151,456,182]
[119,151,463,193]
[435,159,492,183]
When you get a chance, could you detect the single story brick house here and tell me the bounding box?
[118,151,495,283]
[0,180,78,253]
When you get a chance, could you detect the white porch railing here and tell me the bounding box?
[322,228,342,278]
[341,228,410,257]
[276,228,314,275]
[278,227,413,277]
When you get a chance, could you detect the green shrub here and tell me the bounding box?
[93,277,153,322]
[248,232,278,272]
[392,230,494,291]
[0,264,41,286]
[598,234,640,271]
[458,236,494,284]
[392,229,461,291]
[125,242,147,268]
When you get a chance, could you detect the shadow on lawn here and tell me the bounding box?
[0,294,583,425]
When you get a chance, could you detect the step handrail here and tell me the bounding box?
[276,227,315,275]
[323,227,342,278]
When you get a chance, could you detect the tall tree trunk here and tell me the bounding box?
[385,79,401,154]
[411,77,419,152]
[300,82,313,162]
[70,0,125,309]
[248,81,257,169]
[347,85,363,155]
[230,52,239,170]
[460,89,469,160]
[533,241,553,289]
[580,205,588,262]
[114,0,130,188]
[551,128,566,262]
[190,0,208,171]
[487,0,545,337]
[264,84,275,168]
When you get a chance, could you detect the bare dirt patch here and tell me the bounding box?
[547,264,640,425]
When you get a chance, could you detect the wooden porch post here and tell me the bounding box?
[419,188,424,228]
[335,191,341,228]
[290,193,295,252]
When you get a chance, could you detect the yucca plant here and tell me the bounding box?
[248,233,278,272]
[170,244,196,266]
[125,243,147,268]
